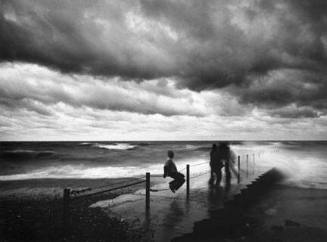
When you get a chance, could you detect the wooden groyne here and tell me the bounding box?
[172,168,284,242]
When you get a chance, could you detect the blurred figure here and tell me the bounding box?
[209,144,224,186]
[209,143,238,186]
[218,142,238,185]
[163,150,185,193]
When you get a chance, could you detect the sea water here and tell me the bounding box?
[1,141,326,189]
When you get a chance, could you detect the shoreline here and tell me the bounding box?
[2,177,327,241]
[0,177,147,199]
[0,177,153,241]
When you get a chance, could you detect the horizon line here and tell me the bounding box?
[1,139,326,142]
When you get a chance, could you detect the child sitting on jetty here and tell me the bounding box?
[163,150,185,193]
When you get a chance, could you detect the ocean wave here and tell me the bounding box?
[94,143,136,150]
[195,146,211,151]
[185,144,197,150]
[0,164,153,180]
[1,150,56,159]
[0,158,209,180]
[80,142,92,145]
[4,149,35,153]
[137,142,150,146]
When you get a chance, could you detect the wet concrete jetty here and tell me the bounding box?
[90,165,280,241]
[173,168,284,241]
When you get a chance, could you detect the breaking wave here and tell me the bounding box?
[0,157,209,181]
[0,164,158,180]
[93,143,136,150]
[80,142,92,145]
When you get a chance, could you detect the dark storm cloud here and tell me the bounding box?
[0,0,327,115]
[0,0,177,79]
[235,69,327,112]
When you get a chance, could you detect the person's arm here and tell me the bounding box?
[164,160,172,178]
[163,164,168,178]
[171,161,178,174]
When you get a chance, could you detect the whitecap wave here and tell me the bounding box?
[0,158,210,181]
[94,143,136,150]
[5,149,36,153]
[0,165,144,180]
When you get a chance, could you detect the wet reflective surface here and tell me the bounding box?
[90,170,264,242]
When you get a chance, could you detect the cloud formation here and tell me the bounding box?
[0,62,213,116]
[232,69,327,116]
[1,1,326,86]
[0,0,327,140]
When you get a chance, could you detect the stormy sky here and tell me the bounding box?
[0,0,326,140]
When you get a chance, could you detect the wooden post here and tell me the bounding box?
[246,154,249,178]
[186,164,190,198]
[237,156,240,184]
[146,172,150,210]
[63,188,70,231]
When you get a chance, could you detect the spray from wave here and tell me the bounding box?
[242,142,327,189]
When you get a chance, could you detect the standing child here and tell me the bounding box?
[163,150,185,193]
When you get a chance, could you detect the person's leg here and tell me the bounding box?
[169,180,176,193]
[178,172,185,181]
[215,169,222,186]
[225,164,231,184]
[209,169,215,185]
[168,173,177,192]
[174,172,185,190]
[169,173,183,192]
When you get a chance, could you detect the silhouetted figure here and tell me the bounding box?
[163,150,185,193]
[209,143,238,186]
[218,142,238,185]
[209,144,224,186]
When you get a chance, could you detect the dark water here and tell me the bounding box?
[1,141,327,189]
